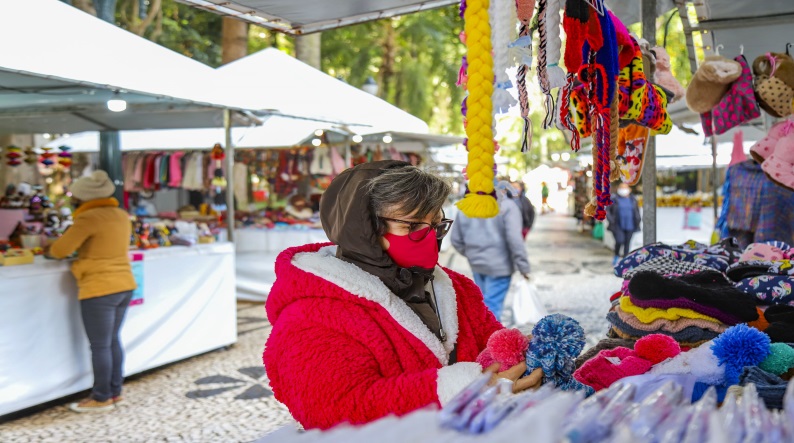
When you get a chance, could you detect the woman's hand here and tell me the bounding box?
[484,362,544,393]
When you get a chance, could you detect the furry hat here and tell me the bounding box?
[686,56,742,114]
[752,52,794,89]
[653,46,684,103]
[70,170,115,201]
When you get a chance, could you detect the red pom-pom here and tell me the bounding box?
[486,328,530,371]
[634,334,681,365]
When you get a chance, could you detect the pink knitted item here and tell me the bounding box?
[729,130,747,167]
[762,132,794,191]
[740,243,789,262]
[476,328,530,371]
[750,119,794,163]
[573,334,679,391]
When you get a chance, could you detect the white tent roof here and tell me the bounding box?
[0,0,266,133]
[217,48,429,134]
[176,0,457,35]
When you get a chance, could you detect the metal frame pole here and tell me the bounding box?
[224,109,235,243]
[99,131,124,204]
[642,0,658,245]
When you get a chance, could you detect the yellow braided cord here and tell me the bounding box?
[457,0,499,218]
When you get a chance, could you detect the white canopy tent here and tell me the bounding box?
[217,48,430,134]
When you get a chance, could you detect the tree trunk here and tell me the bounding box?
[93,0,117,23]
[294,33,321,70]
[72,0,96,15]
[222,17,249,65]
[380,20,397,100]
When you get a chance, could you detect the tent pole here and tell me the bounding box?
[99,131,124,205]
[676,2,699,77]
[224,109,235,244]
[642,0,657,245]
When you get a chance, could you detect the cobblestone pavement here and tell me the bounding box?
[0,303,295,443]
[1,213,617,442]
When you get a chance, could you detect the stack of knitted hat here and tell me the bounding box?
[608,238,757,348]
[608,270,759,347]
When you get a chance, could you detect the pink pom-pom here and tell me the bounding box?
[486,328,530,371]
[634,334,681,365]
[476,348,496,369]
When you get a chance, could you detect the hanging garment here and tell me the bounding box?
[309,147,334,176]
[617,124,650,186]
[700,55,761,137]
[329,146,347,175]
[168,151,184,188]
[142,153,158,190]
[153,154,163,189]
[232,162,249,209]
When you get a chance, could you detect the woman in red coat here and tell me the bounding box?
[264,161,526,430]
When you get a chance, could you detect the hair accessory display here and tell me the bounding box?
[58,145,72,169]
[23,147,38,165]
[39,147,56,166]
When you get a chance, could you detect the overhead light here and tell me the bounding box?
[314,129,324,137]
[382,134,393,144]
[586,170,593,178]
[352,134,363,143]
[311,138,322,147]
[42,133,51,139]
[107,92,127,112]
[551,153,561,161]
[561,152,571,161]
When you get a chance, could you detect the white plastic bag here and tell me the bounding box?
[511,275,547,326]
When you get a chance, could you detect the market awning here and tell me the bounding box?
[217,48,430,134]
[175,0,458,35]
[0,0,267,134]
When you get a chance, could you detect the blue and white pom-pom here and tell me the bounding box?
[525,314,594,395]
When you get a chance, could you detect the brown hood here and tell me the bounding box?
[320,160,416,295]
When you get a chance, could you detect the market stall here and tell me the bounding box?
[0,242,236,416]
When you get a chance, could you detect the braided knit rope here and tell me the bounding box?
[535,0,555,129]
[457,0,498,218]
[517,24,532,152]
[609,88,621,182]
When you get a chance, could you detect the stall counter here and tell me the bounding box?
[603,207,716,253]
[0,242,237,416]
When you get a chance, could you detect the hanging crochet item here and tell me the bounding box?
[617,36,673,135]
[490,0,517,114]
[617,124,650,186]
[457,0,498,218]
[210,143,227,188]
[5,145,22,167]
[58,145,72,169]
[24,147,38,165]
[39,147,56,166]
[512,0,535,152]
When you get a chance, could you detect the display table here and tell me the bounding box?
[235,228,328,301]
[604,207,716,253]
[0,242,237,416]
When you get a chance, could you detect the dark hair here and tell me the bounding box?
[367,166,451,227]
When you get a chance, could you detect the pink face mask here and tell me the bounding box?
[383,227,439,270]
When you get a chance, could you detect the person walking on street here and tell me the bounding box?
[541,182,553,214]
[452,181,530,319]
[607,183,642,266]
[511,182,535,239]
[47,170,137,413]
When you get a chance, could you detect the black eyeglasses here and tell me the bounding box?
[379,216,454,242]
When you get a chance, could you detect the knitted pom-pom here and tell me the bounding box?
[526,314,593,395]
[487,328,530,371]
[476,348,496,369]
[711,324,771,385]
[759,343,794,376]
[634,334,681,365]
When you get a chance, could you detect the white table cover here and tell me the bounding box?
[0,243,237,416]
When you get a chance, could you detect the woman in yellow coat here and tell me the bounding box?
[49,170,137,412]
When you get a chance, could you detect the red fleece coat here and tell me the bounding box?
[263,243,503,430]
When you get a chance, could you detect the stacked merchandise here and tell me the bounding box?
[603,239,759,349]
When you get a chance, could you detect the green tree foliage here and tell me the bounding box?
[321,6,465,134]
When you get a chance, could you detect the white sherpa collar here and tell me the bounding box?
[292,245,459,366]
